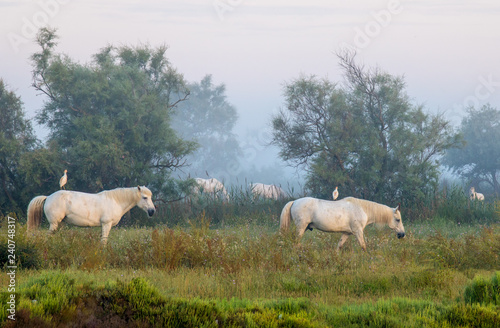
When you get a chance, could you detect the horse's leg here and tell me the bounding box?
[337,233,350,250]
[48,222,59,234]
[46,212,64,234]
[297,227,306,241]
[353,230,367,251]
[101,222,113,244]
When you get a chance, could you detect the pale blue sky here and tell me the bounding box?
[1,0,499,142]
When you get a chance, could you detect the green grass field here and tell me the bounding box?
[1,195,500,327]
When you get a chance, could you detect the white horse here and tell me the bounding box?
[27,186,155,243]
[193,178,229,201]
[469,187,485,201]
[250,183,287,200]
[280,197,405,251]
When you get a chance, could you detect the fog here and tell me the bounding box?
[2,1,499,193]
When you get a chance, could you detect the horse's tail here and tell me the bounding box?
[27,196,47,231]
[280,201,294,232]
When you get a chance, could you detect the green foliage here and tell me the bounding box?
[1,273,321,327]
[30,27,196,195]
[443,303,500,328]
[154,186,288,227]
[2,184,499,326]
[2,271,500,327]
[325,297,500,328]
[271,52,461,204]
[0,80,39,215]
[444,104,500,195]
[17,141,62,202]
[422,228,500,271]
[430,184,496,224]
[0,218,41,269]
[463,272,500,306]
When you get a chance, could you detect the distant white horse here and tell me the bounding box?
[469,187,485,201]
[280,197,405,251]
[250,183,287,200]
[27,186,155,243]
[193,178,229,201]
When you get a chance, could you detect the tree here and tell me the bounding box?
[271,52,461,203]
[271,75,358,197]
[444,104,500,195]
[171,75,241,182]
[0,79,38,214]
[31,28,196,195]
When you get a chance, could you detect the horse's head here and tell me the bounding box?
[137,186,155,217]
[389,204,405,239]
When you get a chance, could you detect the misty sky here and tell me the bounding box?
[1,0,500,177]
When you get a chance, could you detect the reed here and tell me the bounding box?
[1,193,499,326]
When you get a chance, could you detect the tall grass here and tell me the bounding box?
[128,184,499,229]
[464,271,500,306]
[1,187,499,326]
[2,271,500,327]
[3,218,499,297]
[403,184,497,223]
[143,186,288,228]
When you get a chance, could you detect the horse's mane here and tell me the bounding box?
[344,197,394,224]
[100,187,150,203]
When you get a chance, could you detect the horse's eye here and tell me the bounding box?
[395,218,401,222]
[143,197,147,200]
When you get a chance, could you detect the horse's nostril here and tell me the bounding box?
[397,232,405,239]
[148,209,155,217]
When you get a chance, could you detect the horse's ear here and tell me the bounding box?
[396,203,401,212]
[137,186,141,192]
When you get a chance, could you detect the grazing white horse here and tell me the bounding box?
[469,187,485,201]
[193,178,229,201]
[250,183,287,200]
[280,197,405,251]
[27,186,155,243]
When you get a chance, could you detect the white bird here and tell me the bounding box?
[332,186,339,200]
[59,169,67,190]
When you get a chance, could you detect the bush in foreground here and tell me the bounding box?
[1,272,500,327]
[464,271,500,306]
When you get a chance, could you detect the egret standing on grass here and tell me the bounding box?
[332,186,339,200]
[59,170,67,190]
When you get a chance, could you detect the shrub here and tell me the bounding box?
[423,228,500,270]
[0,221,41,270]
[443,303,500,328]
[464,272,500,306]
[1,273,321,327]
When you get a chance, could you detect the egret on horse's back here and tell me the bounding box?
[332,187,339,200]
[280,196,405,251]
[27,186,155,243]
[59,169,67,190]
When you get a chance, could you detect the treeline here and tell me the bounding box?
[1,28,500,216]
